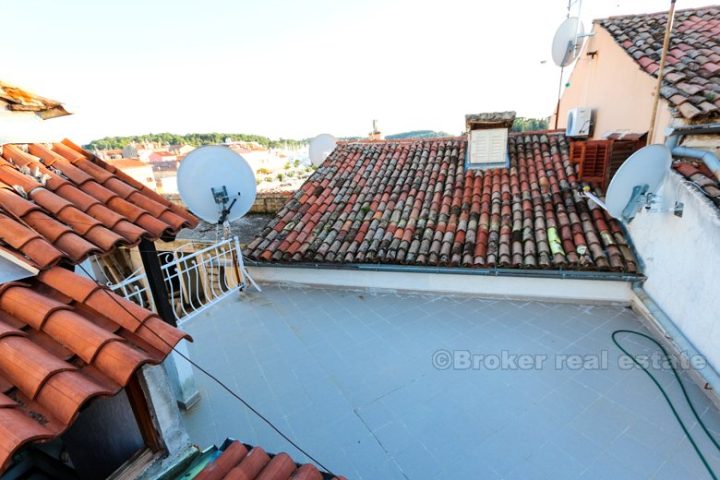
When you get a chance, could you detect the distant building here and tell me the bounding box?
[148,150,178,170]
[122,142,154,162]
[107,158,157,190]
[169,144,195,156]
[97,148,123,160]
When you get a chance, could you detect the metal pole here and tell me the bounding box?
[138,238,200,409]
[554,0,574,130]
[647,0,677,145]
[138,238,177,327]
[554,66,565,129]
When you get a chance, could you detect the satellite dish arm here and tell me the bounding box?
[218,197,238,225]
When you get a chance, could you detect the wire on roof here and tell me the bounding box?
[74,263,337,476]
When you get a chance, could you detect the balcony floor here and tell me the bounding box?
[180,284,720,479]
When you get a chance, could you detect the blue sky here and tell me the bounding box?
[3,0,712,142]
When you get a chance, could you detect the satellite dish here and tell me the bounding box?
[552,17,586,67]
[177,145,256,224]
[309,134,337,166]
[604,145,672,223]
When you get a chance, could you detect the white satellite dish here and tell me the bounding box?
[309,134,337,166]
[552,17,586,67]
[177,145,257,224]
[604,145,672,223]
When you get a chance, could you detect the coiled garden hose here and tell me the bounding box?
[612,330,719,479]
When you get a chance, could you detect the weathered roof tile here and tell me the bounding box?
[599,6,720,120]
[248,134,637,273]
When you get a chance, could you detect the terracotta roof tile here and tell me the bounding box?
[598,6,720,120]
[0,81,69,119]
[0,266,191,472]
[196,441,346,480]
[0,140,199,270]
[247,134,638,273]
[673,159,720,207]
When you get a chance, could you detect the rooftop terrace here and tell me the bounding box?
[180,284,720,479]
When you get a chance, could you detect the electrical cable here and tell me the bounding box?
[68,262,337,476]
[612,330,719,479]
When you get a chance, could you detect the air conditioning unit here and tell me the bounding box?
[566,107,593,138]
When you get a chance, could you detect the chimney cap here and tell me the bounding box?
[465,111,516,131]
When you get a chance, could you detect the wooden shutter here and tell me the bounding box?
[570,140,612,191]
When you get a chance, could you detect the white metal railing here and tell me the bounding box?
[104,236,258,324]
[105,266,155,311]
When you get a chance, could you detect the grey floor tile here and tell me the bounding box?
[180,285,720,479]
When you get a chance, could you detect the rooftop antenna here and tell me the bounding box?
[177,145,260,290]
[551,0,592,128]
[583,144,682,223]
[647,0,677,144]
[309,133,337,166]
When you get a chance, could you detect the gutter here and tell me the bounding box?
[245,260,644,283]
[631,284,720,401]
[666,124,720,182]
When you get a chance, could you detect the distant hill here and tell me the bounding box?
[385,130,452,140]
[84,132,305,151]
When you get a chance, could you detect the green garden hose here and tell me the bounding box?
[612,330,719,479]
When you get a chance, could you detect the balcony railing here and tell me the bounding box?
[103,236,258,324]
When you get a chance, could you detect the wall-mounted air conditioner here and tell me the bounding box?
[566,107,592,138]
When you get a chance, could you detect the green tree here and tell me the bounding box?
[511,117,549,132]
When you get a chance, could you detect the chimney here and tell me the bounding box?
[368,119,383,141]
[465,111,516,169]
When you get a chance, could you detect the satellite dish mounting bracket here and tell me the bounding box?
[621,184,649,223]
[212,185,239,225]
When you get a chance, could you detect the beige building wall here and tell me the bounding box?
[554,25,673,143]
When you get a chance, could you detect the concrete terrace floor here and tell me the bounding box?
[180,284,720,479]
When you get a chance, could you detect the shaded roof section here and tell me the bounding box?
[0,139,198,270]
[674,159,720,208]
[598,6,720,120]
[195,440,346,480]
[0,81,70,120]
[0,266,191,472]
[247,134,638,272]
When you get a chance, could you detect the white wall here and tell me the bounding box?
[248,266,633,304]
[627,172,720,371]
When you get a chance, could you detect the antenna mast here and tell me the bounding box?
[647,0,677,144]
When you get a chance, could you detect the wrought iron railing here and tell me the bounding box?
[102,236,258,324]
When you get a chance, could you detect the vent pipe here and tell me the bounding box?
[665,124,720,182]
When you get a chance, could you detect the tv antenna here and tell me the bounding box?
[582,144,683,223]
[177,145,260,290]
[308,134,337,166]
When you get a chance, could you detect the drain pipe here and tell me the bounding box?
[665,124,720,182]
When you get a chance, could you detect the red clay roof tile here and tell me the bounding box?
[0,140,198,269]
[598,6,720,120]
[196,441,343,480]
[673,159,720,207]
[247,134,637,273]
[0,266,192,472]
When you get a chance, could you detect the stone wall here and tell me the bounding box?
[161,191,292,214]
[250,191,293,214]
